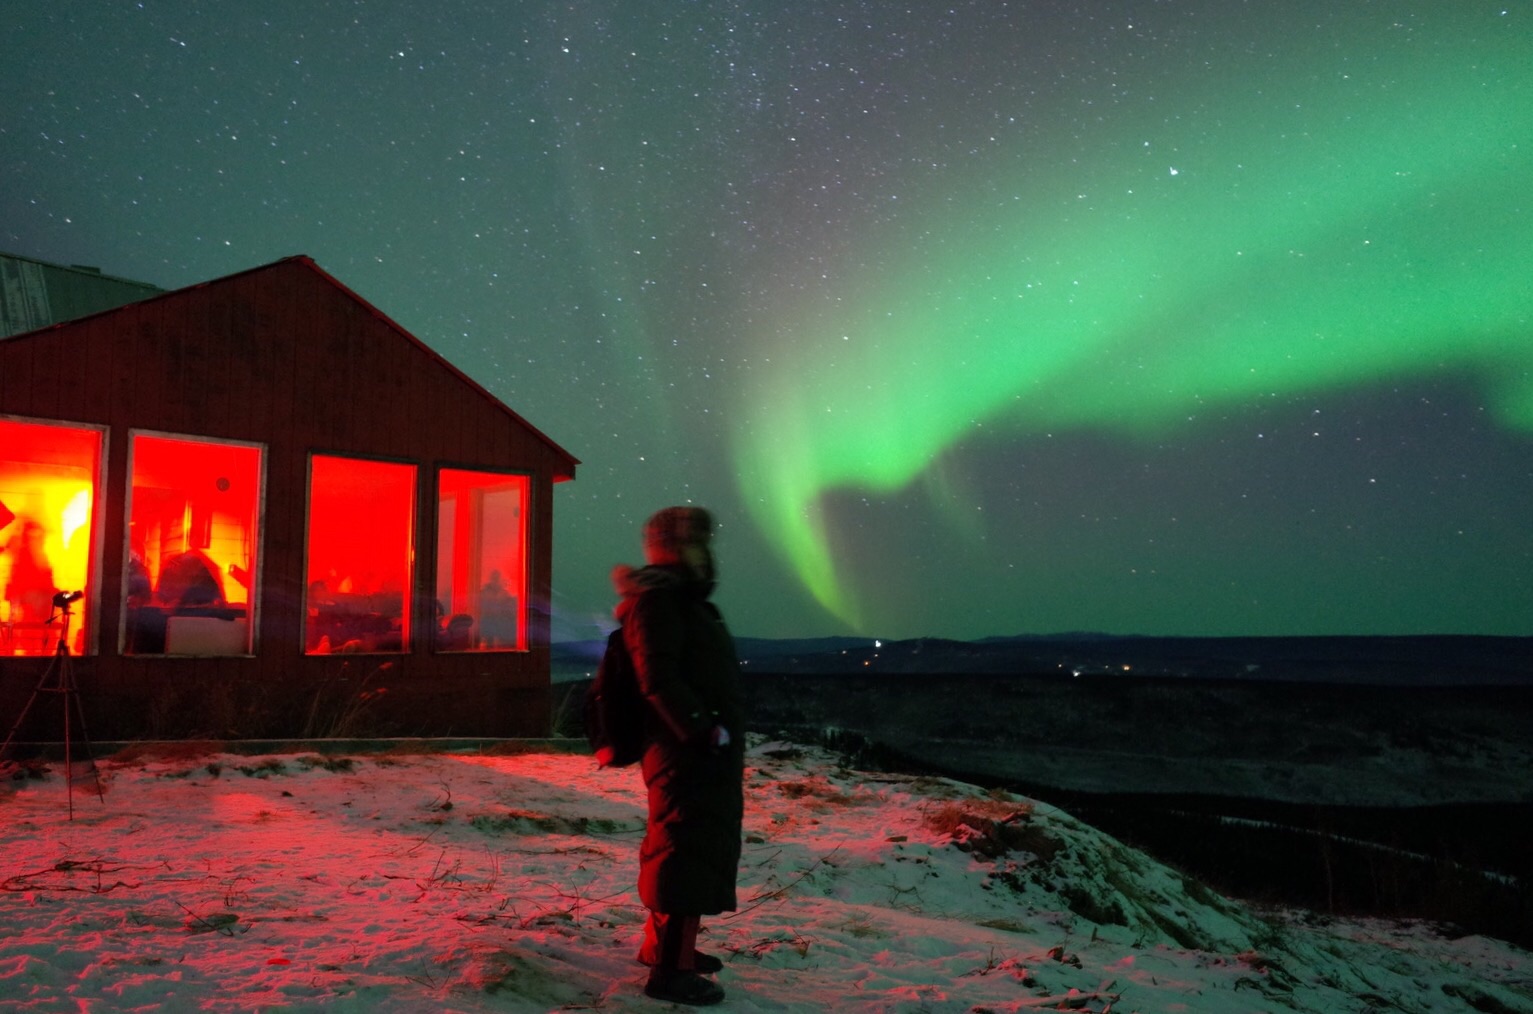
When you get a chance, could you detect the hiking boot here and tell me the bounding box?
[644,970,725,1006]
[638,950,724,974]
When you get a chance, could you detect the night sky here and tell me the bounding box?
[5,2,1530,640]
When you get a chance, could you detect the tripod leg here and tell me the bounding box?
[2,636,102,819]
[56,649,101,819]
[64,669,73,821]
[68,674,102,805]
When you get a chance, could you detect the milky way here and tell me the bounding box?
[5,3,1530,638]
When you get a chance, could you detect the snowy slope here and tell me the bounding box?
[1,740,1528,1012]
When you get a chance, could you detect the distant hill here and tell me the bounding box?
[554,633,1532,686]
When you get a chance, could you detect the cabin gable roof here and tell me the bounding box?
[0,255,578,479]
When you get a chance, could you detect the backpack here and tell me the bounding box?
[583,626,646,767]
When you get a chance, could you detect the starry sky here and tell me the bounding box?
[5,2,1531,641]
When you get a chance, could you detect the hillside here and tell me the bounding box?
[2,741,1529,1011]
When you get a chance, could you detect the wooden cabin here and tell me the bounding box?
[0,256,577,742]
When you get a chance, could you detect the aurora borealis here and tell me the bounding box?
[5,2,1530,639]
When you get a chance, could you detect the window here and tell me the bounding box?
[305,455,414,654]
[0,418,102,656]
[435,469,529,651]
[123,433,262,656]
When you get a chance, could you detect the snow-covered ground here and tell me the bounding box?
[2,740,1528,1012]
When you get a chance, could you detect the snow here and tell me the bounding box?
[1,739,1528,1012]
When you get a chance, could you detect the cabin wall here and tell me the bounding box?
[0,260,570,742]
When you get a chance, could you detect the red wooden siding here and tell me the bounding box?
[0,257,577,742]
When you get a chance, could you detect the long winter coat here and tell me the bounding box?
[615,563,745,916]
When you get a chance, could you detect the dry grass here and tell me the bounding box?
[920,797,1060,860]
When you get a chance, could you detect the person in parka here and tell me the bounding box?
[613,506,745,1007]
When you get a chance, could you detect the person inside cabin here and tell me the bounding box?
[478,569,517,647]
[3,518,57,624]
[156,548,226,611]
[306,578,336,651]
[126,535,153,608]
[122,534,160,653]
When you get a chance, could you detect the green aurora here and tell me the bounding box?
[731,9,1532,631]
[6,2,1530,638]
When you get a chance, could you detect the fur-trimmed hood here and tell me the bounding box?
[611,562,707,622]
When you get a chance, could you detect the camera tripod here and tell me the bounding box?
[1,595,101,819]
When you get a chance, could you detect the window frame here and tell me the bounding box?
[0,413,107,657]
[121,429,267,658]
[432,465,533,654]
[302,451,419,656]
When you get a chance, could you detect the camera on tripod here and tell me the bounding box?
[5,588,100,818]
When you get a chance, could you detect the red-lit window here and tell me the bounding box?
[305,455,414,654]
[0,418,102,657]
[435,469,529,652]
[124,433,262,656]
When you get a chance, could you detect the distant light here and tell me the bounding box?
[874,639,882,648]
